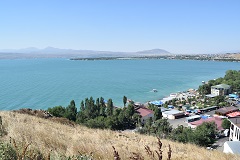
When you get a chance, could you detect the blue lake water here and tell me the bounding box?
[0,58,239,110]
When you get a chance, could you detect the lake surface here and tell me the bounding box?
[0,58,239,110]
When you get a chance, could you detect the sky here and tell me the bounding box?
[0,0,240,54]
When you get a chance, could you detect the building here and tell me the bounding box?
[211,84,231,96]
[188,116,223,130]
[223,141,240,154]
[136,107,154,123]
[229,117,240,141]
[162,109,185,119]
[215,106,239,116]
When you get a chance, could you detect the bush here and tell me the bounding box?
[0,142,17,160]
[222,118,231,129]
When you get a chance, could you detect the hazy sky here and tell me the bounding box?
[1,0,240,54]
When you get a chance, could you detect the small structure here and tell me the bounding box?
[223,141,240,154]
[200,106,219,113]
[149,100,163,106]
[205,94,218,98]
[229,117,240,141]
[211,84,231,96]
[162,109,185,119]
[186,115,201,123]
[229,94,239,99]
[215,106,239,116]
[136,107,154,123]
[188,117,223,130]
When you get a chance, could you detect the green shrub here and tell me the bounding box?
[0,142,17,160]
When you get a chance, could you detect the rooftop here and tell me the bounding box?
[136,107,154,117]
[163,109,184,115]
[215,106,238,115]
[226,111,240,118]
[186,115,201,120]
[190,117,223,130]
[211,84,231,89]
[229,117,240,128]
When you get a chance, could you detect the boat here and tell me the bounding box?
[152,89,158,92]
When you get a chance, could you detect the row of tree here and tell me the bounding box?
[47,96,142,130]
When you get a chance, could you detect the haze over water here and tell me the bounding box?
[0,58,239,110]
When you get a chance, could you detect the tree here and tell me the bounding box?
[214,96,225,105]
[64,100,77,121]
[123,96,127,107]
[106,99,114,116]
[193,122,216,147]
[198,84,211,96]
[153,118,172,138]
[125,103,135,118]
[145,117,153,135]
[222,119,231,129]
[47,106,66,117]
[80,100,85,111]
[171,125,194,143]
[99,97,106,116]
[154,107,162,121]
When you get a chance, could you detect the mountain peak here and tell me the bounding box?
[137,48,170,55]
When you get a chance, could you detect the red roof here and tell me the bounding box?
[136,108,154,117]
[190,117,223,130]
[227,111,240,117]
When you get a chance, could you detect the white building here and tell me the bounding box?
[162,109,185,120]
[211,84,231,96]
[229,117,240,141]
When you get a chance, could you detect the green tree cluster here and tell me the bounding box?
[139,118,172,138]
[170,122,217,147]
[222,118,231,129]
[48,97,140,130]
[47,100,77,121]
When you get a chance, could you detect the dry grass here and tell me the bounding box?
[0,111,239,160]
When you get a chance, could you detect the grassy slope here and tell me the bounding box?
[0,111,239,160]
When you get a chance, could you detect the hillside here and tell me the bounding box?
[0,47,171,59]
[228,53,240,60]
[0,111,239,160]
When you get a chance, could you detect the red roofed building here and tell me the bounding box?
[227,112,240,118]
[189,117,223,130]
[136,107,154,123]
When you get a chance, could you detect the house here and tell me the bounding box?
[188,116,223,130]
[211,84,231,96]
[223,141,240,154]
[229,117,240,141]
[136,107,154,123]
[162,109,185,119]
[215,106,239,116]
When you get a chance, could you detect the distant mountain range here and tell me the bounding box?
[0,47,171,59]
